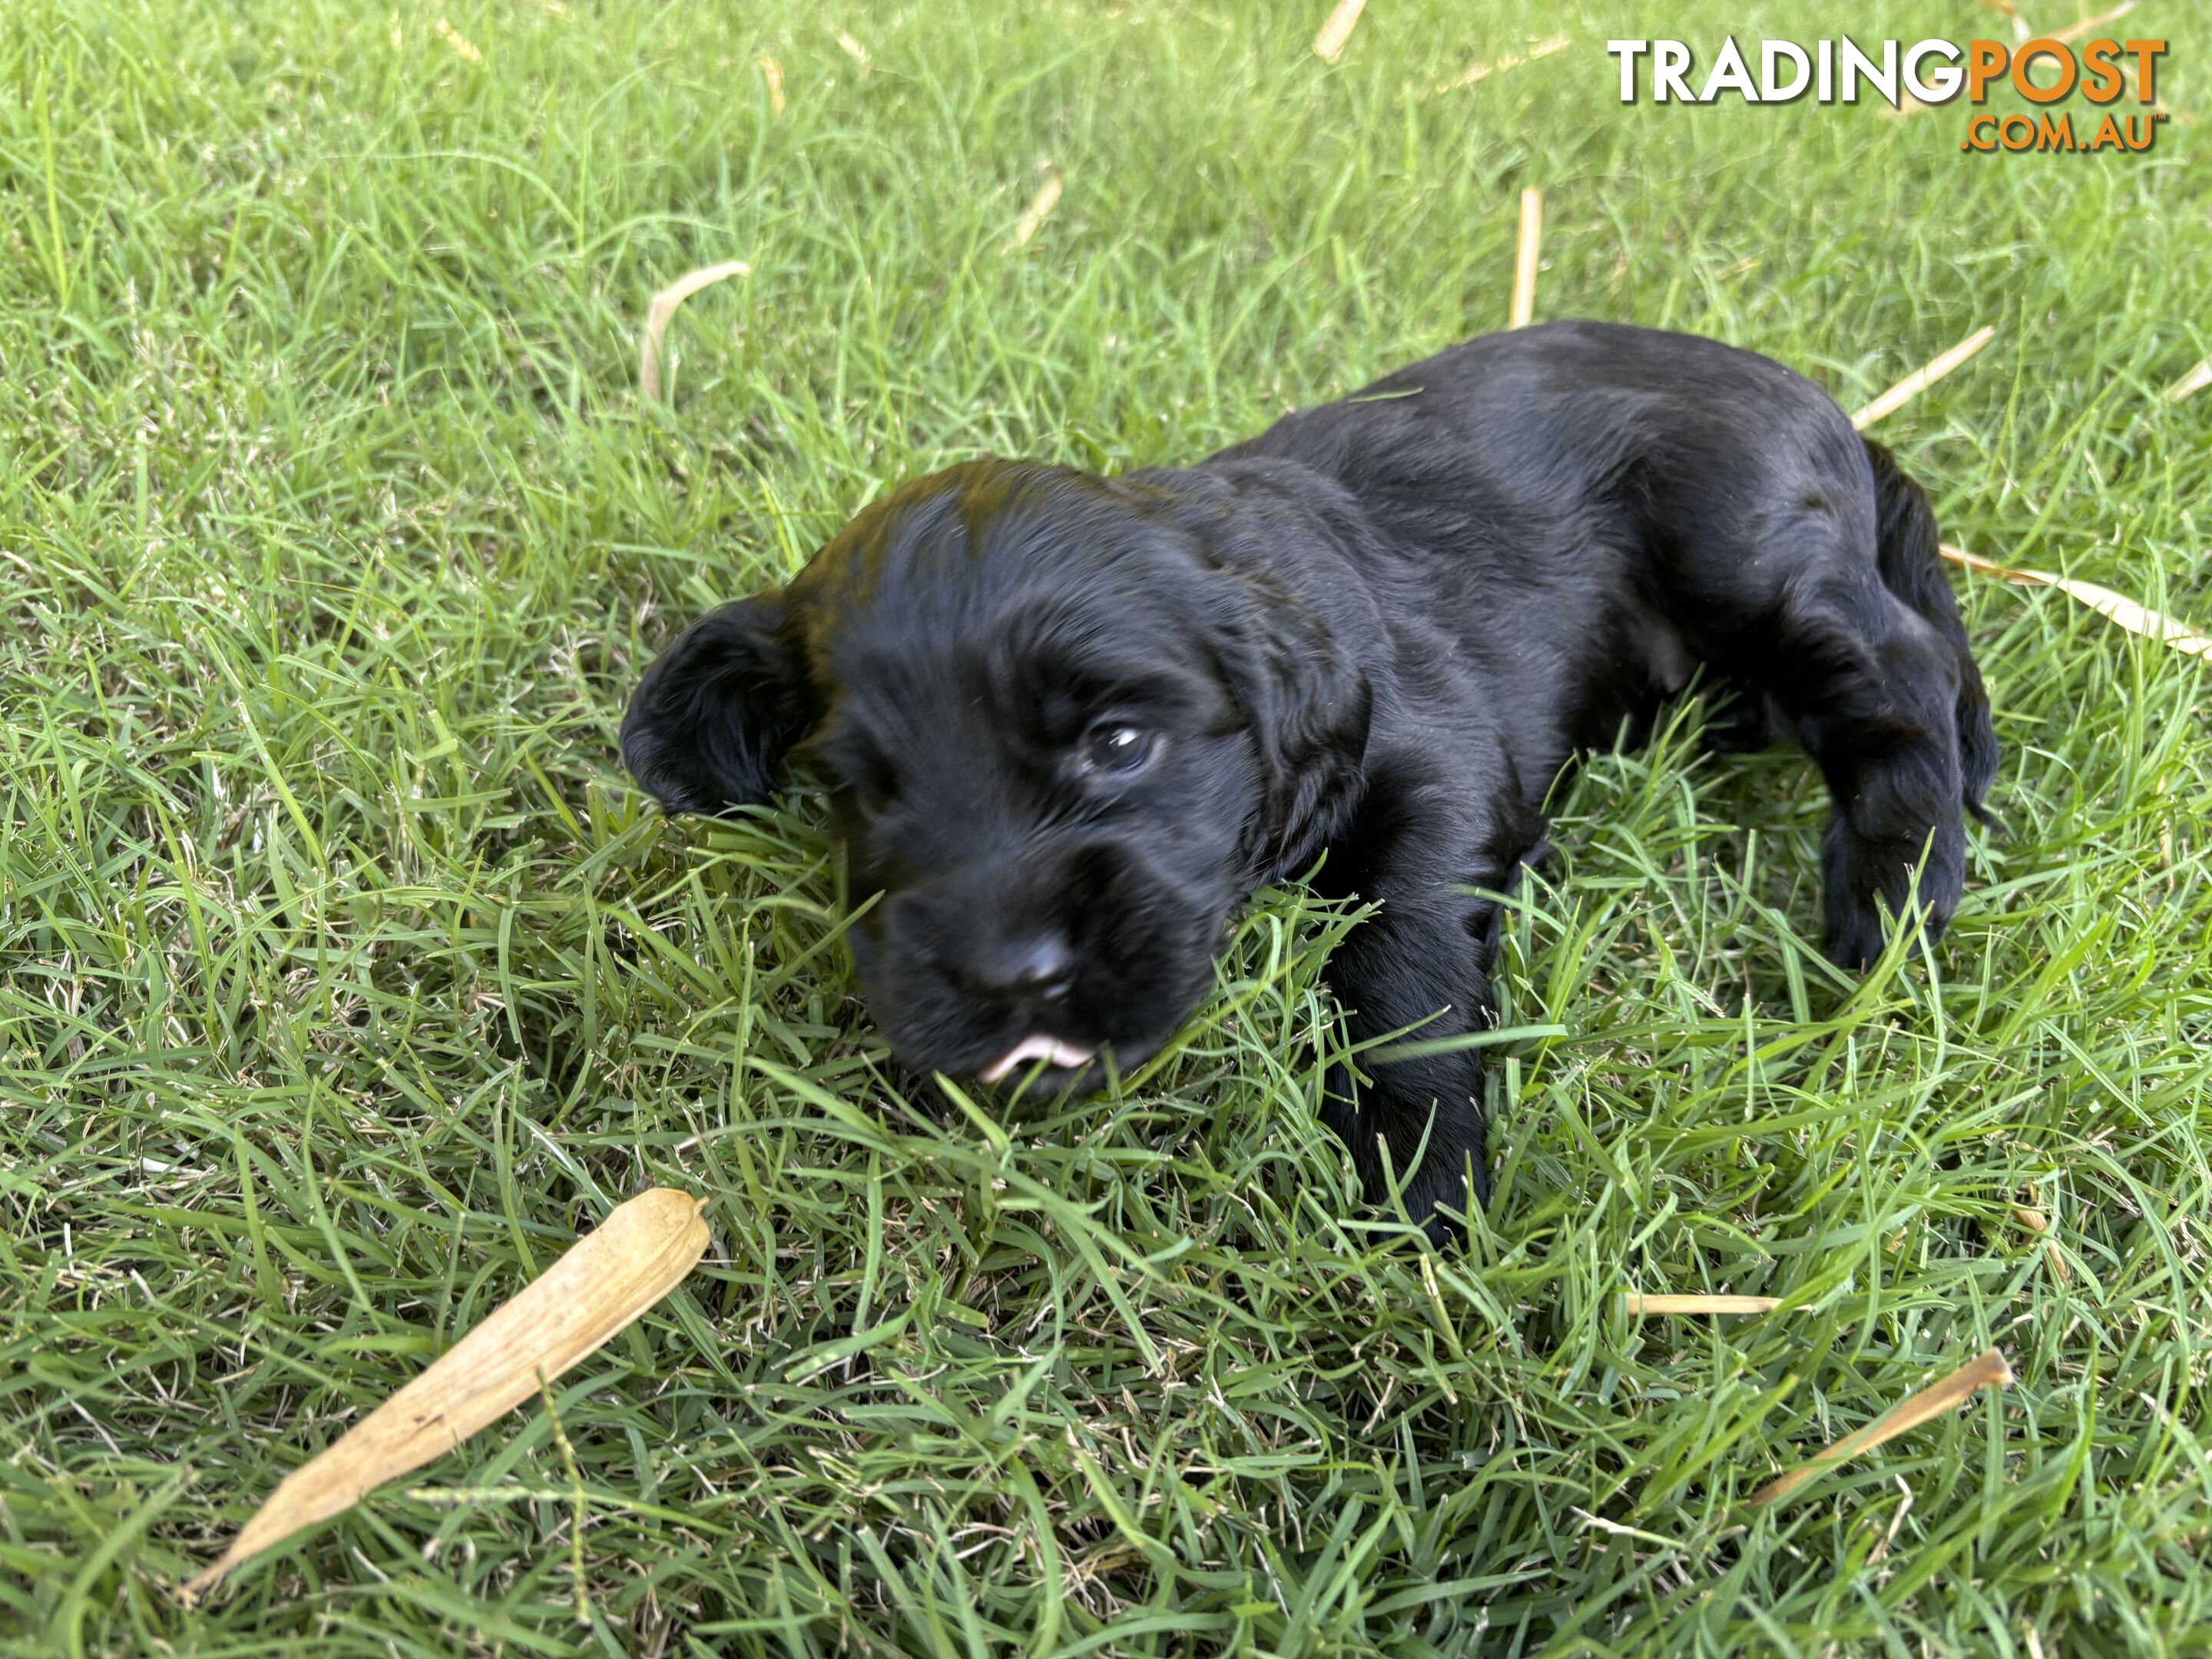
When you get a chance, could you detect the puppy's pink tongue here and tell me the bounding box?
[980,1035,1096,1083]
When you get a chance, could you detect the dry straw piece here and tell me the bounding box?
[639,260,752,401]
[757,51,786,117]
[1940,545,2212,660]
[1976,0,2032,45]
[1008,170,1064,250]
[1312,0,1366,64]
[432,17,485,67]
[1426,35,1569,98]
[2163,357,2212,402]
[1750,1348,2014,1508]
[2011,1194,2071,1284]
[2051,1,2139,45]
[180,1188,711,1602]
[1624,1293,1784,1316]
[1509,187,1542,329]
[1899,4,2138,112]
[1849,326,1996,430]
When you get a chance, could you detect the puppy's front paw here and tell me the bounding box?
[1820,818,1960,969]
[1700,685,1786,757]
[1322,1063,1490,1246]
[1402,1147,1488,1247]
[1823,896,1890,972]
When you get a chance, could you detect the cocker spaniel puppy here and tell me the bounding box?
[621,323,1995,1240]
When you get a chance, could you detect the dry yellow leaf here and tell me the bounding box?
[180,1188,710,1601]
[639,260,753,401]
[758,51,786,117]
[1510,188,1542,329]
[1750,1348,2013,1508]
[1624,1293,1784,1315]
[1312,0,1366,64]
[1850,326,1996,429]
[1942,545,2212,661]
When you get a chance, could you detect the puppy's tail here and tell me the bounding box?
[1863,438,1999,823]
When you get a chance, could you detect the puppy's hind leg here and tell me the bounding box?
[1863,440,1998,821]
[1667,439,1988,968]
[1740,559,1973,968]
[1790,449,1992,966]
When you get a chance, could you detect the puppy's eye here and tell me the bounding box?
[1081,724,1155,775]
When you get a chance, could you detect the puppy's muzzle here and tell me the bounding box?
[958,930,1098,1080]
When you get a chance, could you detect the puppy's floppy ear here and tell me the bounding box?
[1220,581,1375,877]
[1134,463,1382,877]
[620,591,816,815]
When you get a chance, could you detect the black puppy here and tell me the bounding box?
[621,322,1995,1237]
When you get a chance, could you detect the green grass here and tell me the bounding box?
[2,0,2209,1652]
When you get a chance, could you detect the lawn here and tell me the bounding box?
[3,0,2209,1653]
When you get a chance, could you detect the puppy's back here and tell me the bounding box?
[1214,321,1862,502]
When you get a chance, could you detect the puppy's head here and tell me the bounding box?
[621,459,1372,1086]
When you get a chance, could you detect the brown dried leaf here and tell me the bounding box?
[1850,326,1996,429]
[2011,1190,2071,1283]
[1749,1349,2014,1508]
[180,1189,710,1601]
[638,260,752,401]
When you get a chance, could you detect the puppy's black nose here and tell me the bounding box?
[971,932,1075,1002]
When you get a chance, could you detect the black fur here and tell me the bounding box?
[621,322,1995,1240]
